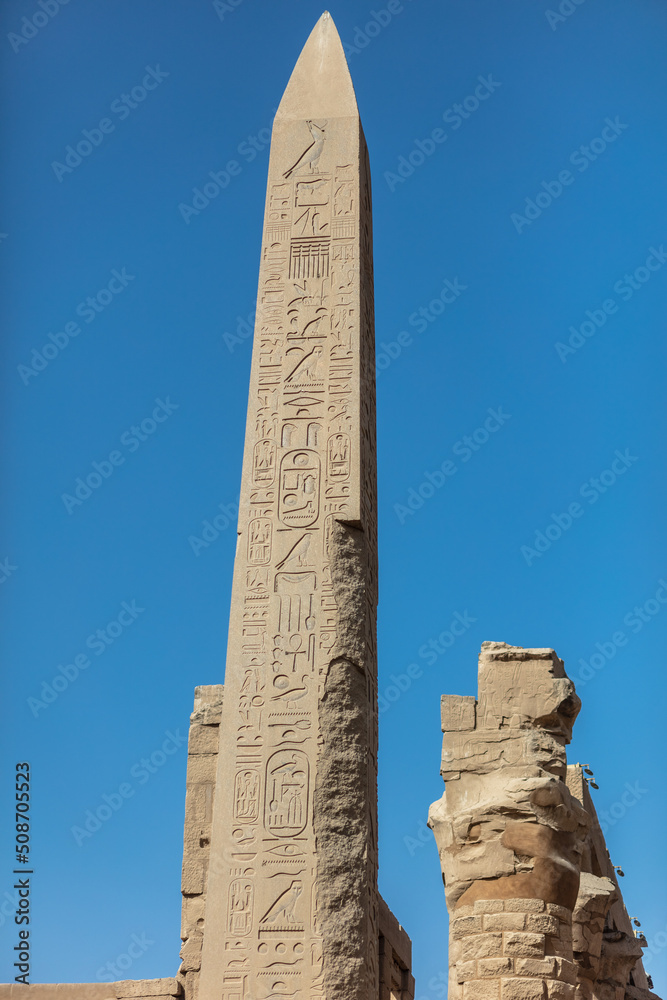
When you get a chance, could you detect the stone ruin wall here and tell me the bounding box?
[428,642,659,1000]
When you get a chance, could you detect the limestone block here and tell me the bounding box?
[114,982,182,998]
[500,978,547,1000]
[453,915,485,937]
[181,860,205,894]
[483,913,526,932]
[478,958,514,977]
[525,914,559,935]
[545,981,575,1000]
[514,958,557,977]
[464,981,501,1000]
[457,961,479,983]
[504,900,545,914]
[553,959,578,985]
[457,905,478,918]
[460,933,504,961]
[545,904,571,921]
[503,933,545,958]
[442,695,477,732]
[188,724,220,755]
[475,900,506,914]
[182,754,216,784]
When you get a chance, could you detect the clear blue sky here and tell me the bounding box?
[1,0,666,992]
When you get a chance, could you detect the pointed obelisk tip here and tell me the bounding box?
[275,11,358,120]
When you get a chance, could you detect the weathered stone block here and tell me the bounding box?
[514,958,557,977]
[181,860,204,894]
[554,959,578,985]
[115,981,181,998]
[525,914,559,935]
[500,978,546,1000]
[545,904,571,921]
[188,724,220,755]
[463,980,500,1000]
[503,933,545,958]
[183,754,216,784]
[442,695,476,732]
[478,958,513,977]
[456,904,477,918]
[545,981,575,1000]
[483,913,526,932]
[504,899,545,914]
[474,900,506,914]
[460,933,504,961]
[453,915,485,938]
[456,961,479,983]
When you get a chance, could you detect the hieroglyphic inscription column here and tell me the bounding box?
[199,14,378,1000]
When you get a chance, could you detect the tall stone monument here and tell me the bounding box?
[196,12,381,1000]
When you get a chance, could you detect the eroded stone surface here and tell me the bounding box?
[429,643,661,1000]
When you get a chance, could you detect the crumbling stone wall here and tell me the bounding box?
[429,642,659,1000]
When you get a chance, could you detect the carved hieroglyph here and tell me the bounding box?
[198,14,378,1000]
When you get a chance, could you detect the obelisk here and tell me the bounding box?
[198,13,378,1000]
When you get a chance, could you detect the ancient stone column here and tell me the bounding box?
[198,13,378,1000]
[428,643,590,1000]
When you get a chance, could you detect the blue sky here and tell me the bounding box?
[1,0,666,992]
